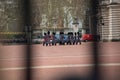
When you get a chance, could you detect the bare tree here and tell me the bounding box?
[0,0,23,32]
[30,0,91,28]
[0,0,91,31]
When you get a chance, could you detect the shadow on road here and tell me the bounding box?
[54,73,92,80]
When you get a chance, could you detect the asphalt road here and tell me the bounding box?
[0,42,120,80]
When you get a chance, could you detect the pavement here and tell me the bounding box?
[0,42,120,80]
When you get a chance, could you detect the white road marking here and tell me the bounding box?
[0,54,120,60]
[1,63,120,71]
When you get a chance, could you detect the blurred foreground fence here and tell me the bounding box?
[2,0,120,80]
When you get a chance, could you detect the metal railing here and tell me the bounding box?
[0,32,27,44]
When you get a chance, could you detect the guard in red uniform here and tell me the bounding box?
[51,32,57,45]
[77,32,81,45]
[73,32,77,45]
[47,31,51,46]
[43,33,48,46]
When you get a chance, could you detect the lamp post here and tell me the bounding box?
[25,26,32,44]
[52,17,57,32]
[72,17,79,33]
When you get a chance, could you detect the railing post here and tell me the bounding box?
[91,0,100,80]
[23,0,32,80]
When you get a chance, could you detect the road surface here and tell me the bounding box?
[0,42,120,80]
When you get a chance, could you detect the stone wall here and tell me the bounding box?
[108,4,120,41]
[99,0,120,41]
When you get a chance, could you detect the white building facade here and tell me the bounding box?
[99,0,120,41]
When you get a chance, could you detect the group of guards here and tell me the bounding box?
[43,31,81,46]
